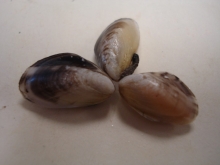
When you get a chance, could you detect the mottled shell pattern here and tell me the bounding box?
[19,53,115,108]
[119,72,198,125]
[94,18,140,81]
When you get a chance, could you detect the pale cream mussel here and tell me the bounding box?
[19,53,115,108]
[119,72,198,125]
[94,18,140,81]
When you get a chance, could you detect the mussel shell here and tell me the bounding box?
[94,18,140,81]
[119,72,198,125]
[19,53,115,108]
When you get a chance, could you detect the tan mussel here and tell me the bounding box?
[19,53,115,108]
[119,72,198,125]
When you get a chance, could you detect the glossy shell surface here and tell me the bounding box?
[19,53,115,108]
[119,72,198,125]
[94,18,140,81]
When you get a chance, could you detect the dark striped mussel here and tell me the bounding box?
[19,53,115,108]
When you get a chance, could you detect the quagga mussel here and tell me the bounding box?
[19,18,198,125]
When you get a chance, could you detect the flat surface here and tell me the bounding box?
[0,0,220,165]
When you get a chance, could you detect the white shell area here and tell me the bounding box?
[94,18,140,81]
